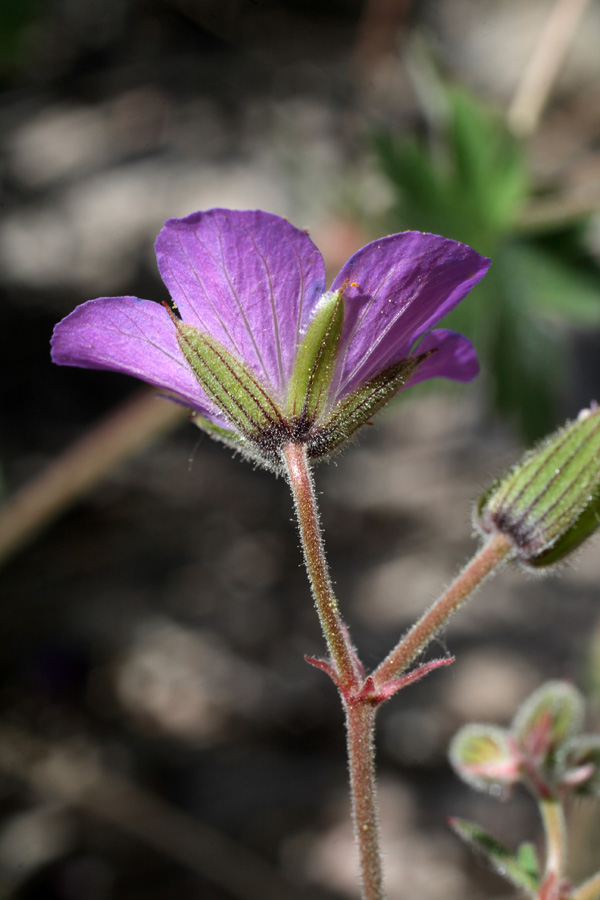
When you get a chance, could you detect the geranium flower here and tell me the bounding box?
[51,209,489,470]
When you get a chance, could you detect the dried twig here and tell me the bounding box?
[507,0,592,137]
[0,390,186,566]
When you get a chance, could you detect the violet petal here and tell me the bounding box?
[51,296,225,423]
[406,329,479,387]
[155,209,326,399]
[330,231,489,396]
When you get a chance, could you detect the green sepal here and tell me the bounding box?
[175,321,285,441]
[287,289,344,421]
[512,680,584,769]
[528,486,600,567]
[449,724,520,793]
[449,818,539,895]
[192,411,247,448]
[307,353,428,460]
[476,405,600,566]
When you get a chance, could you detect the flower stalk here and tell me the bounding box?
[539,794,567,890]
[345,700,384,900]
[282,441,358,689]
[283,440,385,898]
[282,444,517,900]
[373,532,513,688]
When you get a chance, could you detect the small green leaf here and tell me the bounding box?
[287,289,344,421]
[517,843,540,882]
[449,724,520,793]
[512,681,584,767]
[449,818,539,894]
[175,321,285,443]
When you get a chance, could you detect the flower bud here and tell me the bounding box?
[476,404,600,567]
[558,735,600,796]
[512,680,584,768]
[449,724,521,793]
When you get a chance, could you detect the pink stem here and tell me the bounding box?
[345,699,385,900]
[282,441,385,898]
[539,794,567,897]
[281,442,357,689]
[373,533,513,688]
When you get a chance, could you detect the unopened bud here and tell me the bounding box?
[449,724,521,793]
[477,404,600,567]
[558,735,600,796]
[512,681,584,768]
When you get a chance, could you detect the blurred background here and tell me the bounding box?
[2,0,600,898]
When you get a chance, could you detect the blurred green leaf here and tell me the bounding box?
[509,243,600,325]
[490,247,563,441]
[449,818,539,894]
[371,83,600,440]
[449,89,528,235]
[517,843,540,883]
[373,88,528,253]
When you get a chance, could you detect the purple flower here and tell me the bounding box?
[51,209,489,469]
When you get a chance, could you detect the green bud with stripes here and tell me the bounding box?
[476,404,600,567]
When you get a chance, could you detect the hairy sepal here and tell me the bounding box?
[175,320,285,443]
[287,289,344,422]
[308,351,430,460]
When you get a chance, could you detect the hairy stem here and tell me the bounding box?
[373,532,513,687]
[345,700,385,900]
[282,441,357,688]
[571,871,600,900]
[539,795,567,886]
[282,441,385,899]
